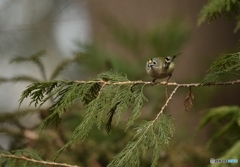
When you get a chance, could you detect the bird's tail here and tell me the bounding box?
[171,52,182,61]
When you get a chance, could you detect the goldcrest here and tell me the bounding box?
[146,53,181,82]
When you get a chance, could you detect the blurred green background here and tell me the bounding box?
[0,0,240,166]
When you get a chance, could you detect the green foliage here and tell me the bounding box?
[0,50,99,166]
[0,34,180,165]
[0,149,43,167]
[198,0,240,25]
[197,106,240,158]
[198,106,240,167]
[108,114,174,167]
[202,52,240,82]
[198,0,240,33]
[19,70,150,160]
[198,1,240,165]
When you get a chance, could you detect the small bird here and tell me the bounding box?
[146,53,181,83]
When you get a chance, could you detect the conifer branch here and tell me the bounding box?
[0,153,81,167]
[198,0,240,25]
[74,79,240,87]
[109,87,177,167]
[155,86,180,120]
[18,67,240,165]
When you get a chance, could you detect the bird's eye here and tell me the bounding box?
[153,61,157,65]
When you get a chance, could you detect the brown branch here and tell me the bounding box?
[75,79,240,87]
[0,153,81,167]
[137,79,240,133]
[154,86,180,122]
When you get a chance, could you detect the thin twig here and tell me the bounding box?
[165,84,169,99]
[75,79,240,87]
[0,153,81,167]
[139,79,240,134]
[154,86,180,122]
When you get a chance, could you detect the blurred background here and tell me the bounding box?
[0,0,239,166]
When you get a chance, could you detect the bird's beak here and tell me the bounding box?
[148,64,153,68]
